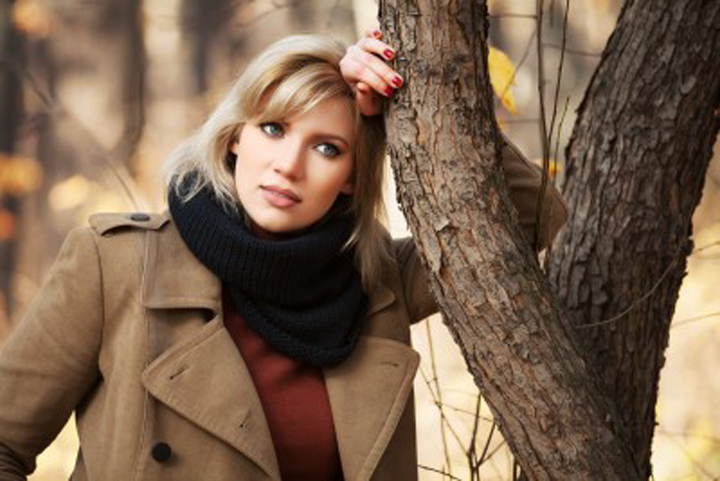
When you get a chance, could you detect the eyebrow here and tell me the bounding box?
[313,132,350,148]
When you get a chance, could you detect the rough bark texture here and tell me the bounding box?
[546,1,720,478]
[379,0,640,479]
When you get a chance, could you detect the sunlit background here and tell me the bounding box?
[1,0,718,479]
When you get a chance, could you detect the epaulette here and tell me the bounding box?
[88,212,170,236]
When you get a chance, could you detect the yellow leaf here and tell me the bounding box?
[488,46,518,115]
[532,159,563,176]
[49,175,90,211]
[0,154,43,196]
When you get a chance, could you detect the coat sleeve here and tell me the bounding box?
[394,137,569,324]
[0,227,104,479]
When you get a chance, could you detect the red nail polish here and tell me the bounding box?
[392,76,403,87]
[383,49,394,59]
[372,29,381,37]
[385,86,395,97]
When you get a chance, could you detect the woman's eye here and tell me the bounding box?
[260,122,284,137]
[316,143,341,158]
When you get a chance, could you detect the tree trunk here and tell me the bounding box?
[378,0,640,479]
[546,0,720,478]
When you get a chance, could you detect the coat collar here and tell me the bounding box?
[141,211,417,480]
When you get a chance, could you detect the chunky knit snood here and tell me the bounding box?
[167,175,368,367]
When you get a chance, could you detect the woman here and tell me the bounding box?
[0,30,566,480]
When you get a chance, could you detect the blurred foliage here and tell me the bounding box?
[488,46,519,115]
[0,154,43,196]
[11,0,55,38]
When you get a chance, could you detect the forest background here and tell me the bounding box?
[0,0,718,479]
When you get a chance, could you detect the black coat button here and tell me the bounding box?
[151,442,172,463]
[130,213,151,222]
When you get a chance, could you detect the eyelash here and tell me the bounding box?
[259,122,342,159]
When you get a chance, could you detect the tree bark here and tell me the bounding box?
[378,0,640,479]
[546,1,720,478]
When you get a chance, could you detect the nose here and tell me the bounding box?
[272,140,305,180]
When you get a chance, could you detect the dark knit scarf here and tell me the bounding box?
[167,175,368,367]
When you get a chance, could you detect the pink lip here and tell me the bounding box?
[261,185,302,208]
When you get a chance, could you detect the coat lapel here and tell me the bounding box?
[140,213,281,479]
[141,317,281,480]
[324,336,420,481]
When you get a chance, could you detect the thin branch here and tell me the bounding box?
[477,421,497,467]
[418,464,463,480]
[533,0,551,250]
[671,311,720,328]
[442,402,495,422]
[488,13,537,19]
[425,321,453,476]
[552,97,570,166]
[498,26,537,113]
[467,394,482,480]
[692,240,720,256]
[418,367,466,449]
[578,237,720,329]
[543,42,603,58]
[576,256,678,329]
[656,429,720,443]
[496,117,541,125]
[546,0,570,164]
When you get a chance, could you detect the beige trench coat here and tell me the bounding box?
[0,142,567,481]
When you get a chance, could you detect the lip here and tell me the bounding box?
[260,185,302,208]
[261,185,302,202]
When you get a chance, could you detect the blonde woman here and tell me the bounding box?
[0,30,566,480]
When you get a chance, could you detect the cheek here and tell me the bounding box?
[316,164,353,197]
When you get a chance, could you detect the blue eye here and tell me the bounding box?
[316,143,341,158]
[260,122,284,137]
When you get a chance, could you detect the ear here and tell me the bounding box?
[229,138,240,155]
[229,125,245,155]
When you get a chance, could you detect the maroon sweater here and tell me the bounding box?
[222,291,344,481]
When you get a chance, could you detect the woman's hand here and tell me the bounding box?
[339,28,404,116]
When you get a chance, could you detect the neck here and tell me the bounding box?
[244,213,310,241]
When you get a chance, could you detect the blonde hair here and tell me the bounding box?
[164,34,391,291]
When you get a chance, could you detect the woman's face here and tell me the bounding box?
[231,95,356,234]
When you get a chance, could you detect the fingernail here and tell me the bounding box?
[385,86,395,97]
[392,76,403,87]
[383,49,394,59]
[372,29,381,37]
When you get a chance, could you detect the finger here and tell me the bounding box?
[348,49,404,93]
[343,57,395,98]
[364,27,382,39]
[355,86,383,116]
[357,36,396,62]
[357,82,371,94]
